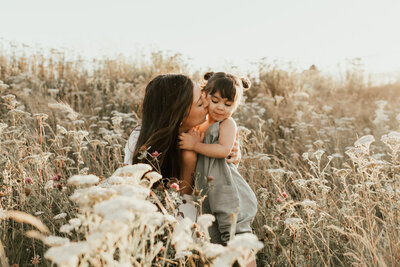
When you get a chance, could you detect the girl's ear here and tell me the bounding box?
[240,77,251,91]
[204,72,215,81]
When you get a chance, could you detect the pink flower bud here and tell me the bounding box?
[151,151,160,158]
[207,176,214,182]
[170,183,179,191]
[24,177,32,184]
[276,197,282,203]
[282,191,288,199]
[51,175,59,181]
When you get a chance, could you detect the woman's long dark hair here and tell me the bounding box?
[132,74,194,179]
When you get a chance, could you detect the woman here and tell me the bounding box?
[124,74,240,189]
[124,74,255,267]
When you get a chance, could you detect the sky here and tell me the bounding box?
[1,0,400,77]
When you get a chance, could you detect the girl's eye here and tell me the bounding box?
[225,103,232,107]
[212,100,218,104]
[198,101,203,107]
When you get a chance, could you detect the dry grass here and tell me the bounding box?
[1,43,400,266]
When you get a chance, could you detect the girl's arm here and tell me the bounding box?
[179,118,237,159]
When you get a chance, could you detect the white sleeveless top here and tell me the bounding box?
[123,127,197,222]
[124,129,140,164]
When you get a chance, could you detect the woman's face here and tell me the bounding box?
[180,84,208,132]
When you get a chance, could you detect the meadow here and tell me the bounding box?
[1,45,400,266]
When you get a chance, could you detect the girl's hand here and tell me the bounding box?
[226,139,241,165]
[179,129,203,151]
[188,127,204,142]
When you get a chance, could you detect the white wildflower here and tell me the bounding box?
[45,242,89,267]
[313,149,325,161]
[0,208,5,220]
[293,92,309,99]
[0,123,7,134]
[164,214,177,224]
[68,174,99,186]
[346,147,367,160]
[201,243,226,258]
[93,196,157,220]
[43,236,70,247]
[113,184,150,199]
[53,213,67,220]
[34,211,44,216]
[227,233,263,251]
[111,164,153,184]
[237,126,251,137]
[59,224,74,234]
[322,105,332,112]
[196,214,215,233]
[34,113,49,121]
[69,218,81,228]
[284,217,303,226]
[69,186,116,207]
[172,218,194,254]
[354,135,375,148]
[381,131,400,151]
[86,232,104,250]
[274,95,284,105]
[300,199,317,208]
[48,102,79,121]
[375,100,387,109]
[313,140,324,147]
[144,212,164,227]
[331,153,343,159]
[56,125,68,135]
[141,171,162,189]
[293,179,307,188]
[319,185,331,193]
[44,180,54,190]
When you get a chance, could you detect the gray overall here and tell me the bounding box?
[195,122,258,245]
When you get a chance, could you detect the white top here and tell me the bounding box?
[124,127,198,221]
[124,129,140,164]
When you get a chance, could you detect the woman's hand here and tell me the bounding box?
[227,139,241,165]
[178,128,204,151]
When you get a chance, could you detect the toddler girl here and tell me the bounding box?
[179,72,258,246]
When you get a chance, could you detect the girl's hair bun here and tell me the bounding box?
[240,77,251,91]
[204,72,215,80]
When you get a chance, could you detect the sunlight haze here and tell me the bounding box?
[2,0,400,75]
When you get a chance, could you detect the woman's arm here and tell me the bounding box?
[179,118,237,159]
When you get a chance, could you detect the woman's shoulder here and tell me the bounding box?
[124,126,141,164]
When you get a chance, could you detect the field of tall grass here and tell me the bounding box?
[1,44,400,266]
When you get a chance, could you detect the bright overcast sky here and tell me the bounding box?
[1,0,400,75]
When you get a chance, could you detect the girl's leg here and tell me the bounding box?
[180,150,197,195]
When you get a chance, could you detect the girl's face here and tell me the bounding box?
[207,91,237,122]
[180,84,208,132]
